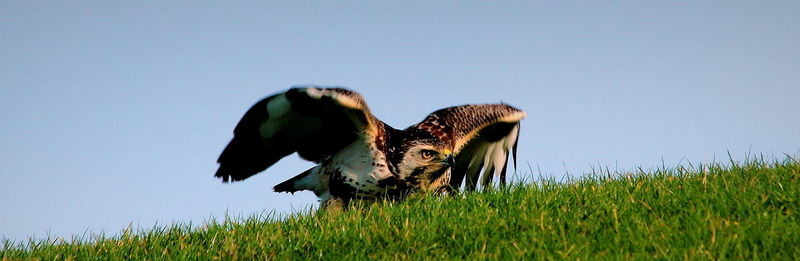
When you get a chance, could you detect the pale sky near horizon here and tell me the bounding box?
[1,1,799,241]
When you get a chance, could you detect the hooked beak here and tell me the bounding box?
[442,153,455,167]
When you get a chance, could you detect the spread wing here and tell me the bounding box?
[413,104,525,191]
[215,87,380,182]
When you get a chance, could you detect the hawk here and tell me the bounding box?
[215,87,525,208]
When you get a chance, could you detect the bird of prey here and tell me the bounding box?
[215,87,525,208]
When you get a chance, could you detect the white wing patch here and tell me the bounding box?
[258,90,345,142]
[480,124,520,186]
[259,93,291,139]
[456,123,521,190]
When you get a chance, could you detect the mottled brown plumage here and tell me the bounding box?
[215,86,525,207]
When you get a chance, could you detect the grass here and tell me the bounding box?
[2,155,799,260]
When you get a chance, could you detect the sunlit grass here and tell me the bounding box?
[3,155,799,259]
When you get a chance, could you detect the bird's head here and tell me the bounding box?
[389,130,455,192]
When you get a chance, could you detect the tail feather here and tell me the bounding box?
[274,166,317,193]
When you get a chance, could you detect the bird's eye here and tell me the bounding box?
[420,150,438,160]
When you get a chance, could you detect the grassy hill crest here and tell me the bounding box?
[3,156,799,259]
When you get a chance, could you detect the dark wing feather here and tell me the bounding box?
[215,87,379,182]
[412,104,525,191]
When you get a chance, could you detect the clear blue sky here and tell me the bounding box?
[1,1,798,241]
